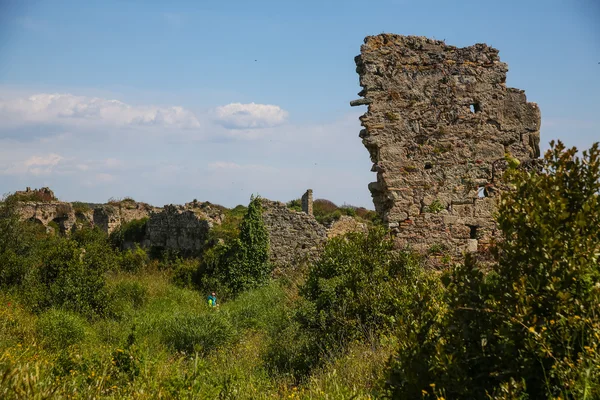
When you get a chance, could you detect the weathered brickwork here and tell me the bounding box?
[301,189,313,216]
[144,205,213,255]
[353,34,541,253]
[261,199,327,269]
[17,202,76,234]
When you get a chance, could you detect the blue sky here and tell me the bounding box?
[0,0,598,208]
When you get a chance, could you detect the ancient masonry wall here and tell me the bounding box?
[353,34,541,253]
[261,199,327,270]
[144,205,212,255]
[301,189,313,216]
[18,202,76,234]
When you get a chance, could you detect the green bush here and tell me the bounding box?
[263,318,316,380]
[0,197,45,287]
[312,199,376,225]
[171,257,200,289]
[287,198,302,212]
[119,245,148,273]
[227,282,287,331]
[71,201,90,213]
[109,217,148,248]
[198,195,271,296]
[298,227,422,359]
[111,281,148,309]
[26,236,112,317]
[71,226,107,247]
[161,311,237,354]
[36,309,86,349]
[385,141,600,399]
[205,205,247,245]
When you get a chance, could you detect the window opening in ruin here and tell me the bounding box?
[477,186,486,198]
[470,103,481,113]
[424,162,433,170]
[469,225,478,239]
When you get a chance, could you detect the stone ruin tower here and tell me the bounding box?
[352,34,541,253]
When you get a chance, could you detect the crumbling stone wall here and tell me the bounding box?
[353,34,541,253]
[327,215,368,239]
[261,199,327,269]
[93,205,121,234]
[301,189,313,215]
[144,205,212,255]
[94,200,159,234]
[17,202,76,233]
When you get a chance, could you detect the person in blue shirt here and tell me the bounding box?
[207,292,217,308]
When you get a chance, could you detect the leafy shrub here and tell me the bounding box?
[71,201,90,213]
[427,242,448,255]
[287,198,303,212]
[161,311,237,354]
[71,226,108,247]
[298,227,422,359]
[425,199,444,213]
[47,220,60,233]
[313,199,338,215]
[26,236,112,317]
[354,207,380,224]
[227,282,287,331]
[313,199,340,225]
[111,281,148,309]
[205,204,247,246]
[36,309,86,349]
[198,196,271,296]
[109,217,148,248]
[264,318,316,380]
[0,197,45,287]
[385,141,600,399]
[312,199,377,225]
[170,257,200,289]
[119,245,148,273]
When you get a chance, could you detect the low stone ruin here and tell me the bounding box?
[17,201,76,234]
[261,198,327,269]
[352,34,541,254]
[144,205,213,255]
[142,202,225,254]
[10,186,369,269]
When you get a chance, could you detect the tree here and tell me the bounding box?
[199,195,271,296]
[386,141,600,399]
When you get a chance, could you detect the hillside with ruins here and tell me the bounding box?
[0,30,599,399]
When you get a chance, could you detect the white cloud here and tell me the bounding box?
[207,161,277,173]
[0,90,376,208]
[95,173,114,183]
[208,161,242,170]
[105,158,123,168]
[24,153,63,168]
[0,93,201,129]
[214,102,288,129]
[1,153,64,176]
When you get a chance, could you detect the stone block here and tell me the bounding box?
[452,204,475,217]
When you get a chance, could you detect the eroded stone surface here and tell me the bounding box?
[353,34,541,253]
[145,204,213,255]
[17,202,76,234]
[327,215,368,239]
[261,199,328,269]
